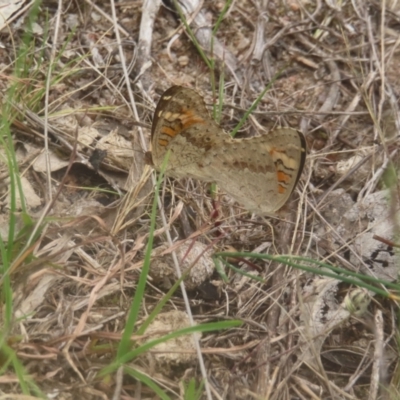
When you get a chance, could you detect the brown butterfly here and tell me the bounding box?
[149,86,306,215]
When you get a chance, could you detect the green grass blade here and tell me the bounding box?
[136,271,187,336]
[212,0,233,35]
[184,378,204,400]
[116,151,171,358]
[217,252,399,296]
[124,366,172,400]
[0,336,46,398]
[230,64,290,137]
[216,257,265,283]
[101,320,241,376]
[172,0,213,70]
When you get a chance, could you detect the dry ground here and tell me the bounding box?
[0,0,400,399]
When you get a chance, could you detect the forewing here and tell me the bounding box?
[151,86,224,179]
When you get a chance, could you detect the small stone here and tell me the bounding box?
[178,55,189,67]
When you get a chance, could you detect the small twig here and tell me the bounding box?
[174,0,241,84]
[368,310,384,400]
[358,148,398,201]
[43,0,64,201]
[313,148,377,211]
[134,0,162,86]
[372,234,400,248]
[112,366,124,400]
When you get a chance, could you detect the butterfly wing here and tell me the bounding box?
[204,128,306,214]
[151,86,223,180]
[151,86,306,214]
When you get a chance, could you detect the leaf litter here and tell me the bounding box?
[0,0,399,399]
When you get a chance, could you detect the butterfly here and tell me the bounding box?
[148,86,306,215]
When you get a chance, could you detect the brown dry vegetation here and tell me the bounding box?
[0,0,400,399]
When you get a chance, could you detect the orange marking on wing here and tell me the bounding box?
[158,139,169,146]
[269,147,279,156]
[277,170,291,184]
[180,110,206,129]
[161,126,180,137]
[278,185,286,194]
